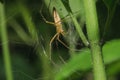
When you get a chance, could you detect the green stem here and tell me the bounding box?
[83,0,106,80]
[0,3,13,80]
[70,13,89,46]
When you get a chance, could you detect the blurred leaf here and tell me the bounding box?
[8,19,32,45]
[102,0,119,39]
[69,0,85,22]
[17,3,38,41]
[69,0,98,22]
[103,0,119,9]
[6,3,19,20]
[11,54,37,80]
[55,39,120,80]
[103,39,120,64]
[69,0,84,16]
[43,0,69,18]
[55,48,91,80]
[107,60,120,76]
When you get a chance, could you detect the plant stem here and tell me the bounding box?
[83,0,107,80]
[70,13,89,46]
[0,3,13,80]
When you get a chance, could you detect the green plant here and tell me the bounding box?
[0,2,13,80]
[0,0,120,80]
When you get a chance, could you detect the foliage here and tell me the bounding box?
[0,0,120,80]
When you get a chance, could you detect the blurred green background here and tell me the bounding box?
[0,0,120,80]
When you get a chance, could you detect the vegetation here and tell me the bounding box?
[0,0,120,80]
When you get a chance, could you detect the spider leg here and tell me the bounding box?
[40,5,55,25]
[49,33,59,59]
[50,33,59,46]
[57,34,69,49]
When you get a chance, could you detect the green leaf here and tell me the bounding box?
[69,0,85,22]
[107,60,120,76]
[103,39,120,64]
[55,48,91,80]
[43,0,69,18]
[69,0,98,21]
[55,39,120,80]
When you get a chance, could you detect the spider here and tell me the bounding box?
[40,7,69,49]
